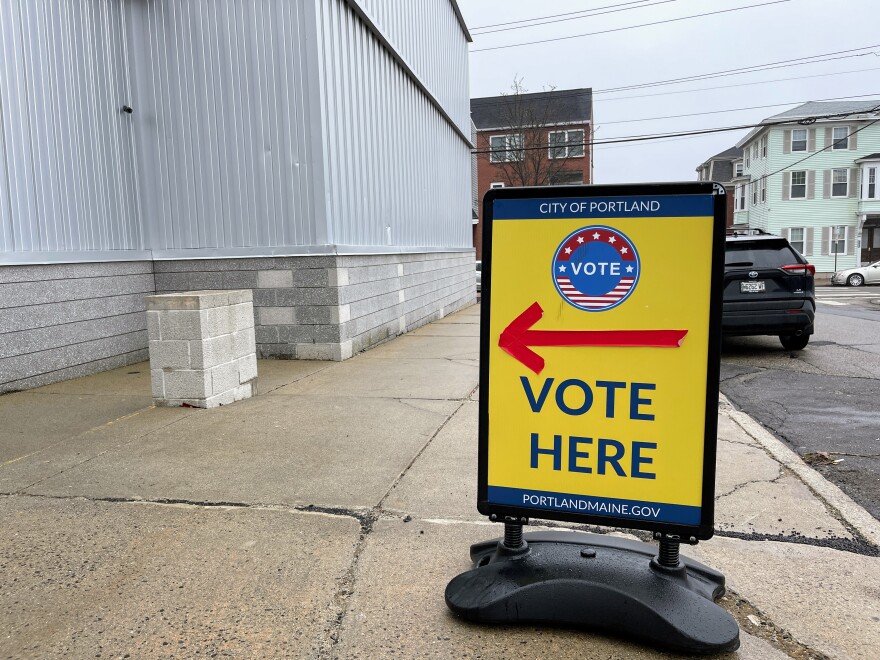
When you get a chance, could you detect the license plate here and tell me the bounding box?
[740,281,765,293]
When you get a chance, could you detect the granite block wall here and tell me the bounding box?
[0,262,153,393]
[155,252,476,361]
[339,252,477,355]
[0,251,475,393]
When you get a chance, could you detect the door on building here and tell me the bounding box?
[861,217,880,264]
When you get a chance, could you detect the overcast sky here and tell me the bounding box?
[458,0,880,183]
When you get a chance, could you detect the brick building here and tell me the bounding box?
[470,88,593,259]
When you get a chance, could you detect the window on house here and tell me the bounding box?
[490,182,505,189]
[869,167,877,199]
[790,228,805,254]
[832,126,849,150]
[791,129,807,152]
[791,171,807,198]
[548,130,585,159]
[760,177,766,203]
[489,134,523,162]
[734,184,745,210]
[761,136,767,157]
[745,148,750,168]
[734,162,743,177]
[830,225,847,255]
[831,168,848,197]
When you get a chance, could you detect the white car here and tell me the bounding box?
[831,261,880,287]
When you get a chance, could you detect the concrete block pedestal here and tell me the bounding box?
[146,290,257,408]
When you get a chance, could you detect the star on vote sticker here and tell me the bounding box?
[592,232,600,240]
[565,247,572,255]
[620,247,628,254]
[577,236,584,243]
[626,265,634,273]
[559,264,566,273]
[608,236,616,244]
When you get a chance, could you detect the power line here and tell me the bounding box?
[597,106,878,144]
[596,49,880,95]
[749,117,880,186]
[471,106,880,155]
[593,132,714,150]
[596,66,880,102]
[470,0,651,30]
[471,45,880,107]
[597,93,880,126]
[596,109,880,153]
[471,0,678,36]
[471,0,792,53]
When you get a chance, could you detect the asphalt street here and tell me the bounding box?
[720,286,880,521]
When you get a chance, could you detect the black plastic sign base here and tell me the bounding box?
[445,530,740,655]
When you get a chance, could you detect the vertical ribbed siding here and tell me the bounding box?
[0,0,141,253]
[127,0,319,251]
[2,0,470,259]
[317,0,471,249]
[356,0,470,134]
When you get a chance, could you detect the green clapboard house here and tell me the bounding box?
[730,100,880,275]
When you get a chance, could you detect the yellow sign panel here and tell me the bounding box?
[478,186,724,537]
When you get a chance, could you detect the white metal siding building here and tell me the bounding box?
[0,0,475,393]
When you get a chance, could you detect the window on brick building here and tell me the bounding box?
[548,129,585,159]
[489,134,523,162]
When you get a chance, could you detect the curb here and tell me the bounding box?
[719,395,880,547]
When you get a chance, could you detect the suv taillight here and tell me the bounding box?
[781,264,815,276]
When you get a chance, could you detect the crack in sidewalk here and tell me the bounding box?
[3,489,876,660]
[724,409,880,548]
[713,465,785,499]
[319,397,469,659]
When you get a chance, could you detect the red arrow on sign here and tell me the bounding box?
[498,302,688,375]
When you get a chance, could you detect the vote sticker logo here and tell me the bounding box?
[552,225,640,311]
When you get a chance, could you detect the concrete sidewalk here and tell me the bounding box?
[1,304,878,659]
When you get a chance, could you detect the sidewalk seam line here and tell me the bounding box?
[319,396,471,658]
[13,409,193,494]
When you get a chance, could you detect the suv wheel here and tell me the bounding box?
[847,273,864,287]
[779,334,809,350]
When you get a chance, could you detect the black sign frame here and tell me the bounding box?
[476,182,727,541]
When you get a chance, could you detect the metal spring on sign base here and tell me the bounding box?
[657,537,681,568]
[503,522,524,549]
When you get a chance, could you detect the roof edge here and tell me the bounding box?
[474,119,591,132]
[448,0,473,42]
[471,88,593,104]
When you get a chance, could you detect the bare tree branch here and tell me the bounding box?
[488,77,585,187]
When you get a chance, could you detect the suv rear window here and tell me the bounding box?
[725,240,801,268]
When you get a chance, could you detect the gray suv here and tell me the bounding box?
[723,230,815,350]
